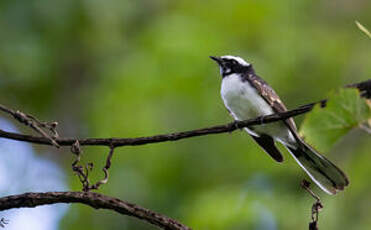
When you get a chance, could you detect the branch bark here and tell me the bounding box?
[1,79,369,149]
[0,79,369,230]
[0,191,191,230]
[0,104,60,147]
[0,100,324,148]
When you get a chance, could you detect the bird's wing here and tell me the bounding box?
[250,134,284,162]
[244,72,298,134]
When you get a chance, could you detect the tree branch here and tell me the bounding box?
[346,80,371,99]
[0,191,191,230]
[0,104,60,148]
[1,79,369,149]
[0,100,324,148]
[301,180,323,230]
[0,79,369,229]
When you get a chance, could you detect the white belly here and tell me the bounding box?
[221,74,294,144]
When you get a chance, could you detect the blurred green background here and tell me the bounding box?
[0,0,370,229]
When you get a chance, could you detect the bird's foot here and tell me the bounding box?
[259,115,265,125]
[232,120,244,131]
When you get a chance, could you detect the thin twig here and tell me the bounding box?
[301,180,323,230]
[0,80,368,149]
[89,145,115,190]
[0,192,191,230]
[0,104,60,148]
[71,140,93,191]
[0,100,325,148]
[346,80,371,99]
[1,79,369,149]
[0,79,368,230]
[355,21,371,39]
[71,141,115,191]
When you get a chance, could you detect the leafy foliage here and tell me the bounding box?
[300,89,371,153]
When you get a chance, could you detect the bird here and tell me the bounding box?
[210,55,349,194]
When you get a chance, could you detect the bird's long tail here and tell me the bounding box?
[285,139,349,195]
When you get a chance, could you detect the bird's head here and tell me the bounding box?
[210,55,252,77]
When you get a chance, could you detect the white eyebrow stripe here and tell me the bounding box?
[221,55,251,66]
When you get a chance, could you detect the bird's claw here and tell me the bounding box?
[233,120,244,131]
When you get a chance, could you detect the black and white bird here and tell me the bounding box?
[210,55,349,194]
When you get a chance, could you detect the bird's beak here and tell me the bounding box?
[209,56,223,65]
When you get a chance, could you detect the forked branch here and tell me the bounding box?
[0,100,326,148]
[0,79,369,230]
[0,80,369,149]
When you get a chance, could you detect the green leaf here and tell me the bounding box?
[299,88,371,153]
